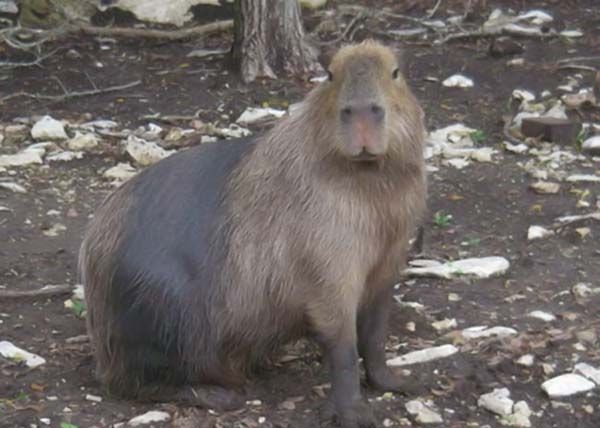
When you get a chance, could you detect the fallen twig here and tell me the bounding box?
[0,79,141,104]
[0,48,62,68]
[72,19,233,41]
[426,0,443,19]
[435,28,556,45]
[557,56,600,65]
[0,284,73,299]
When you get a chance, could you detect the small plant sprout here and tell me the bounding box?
[433,211,453,227]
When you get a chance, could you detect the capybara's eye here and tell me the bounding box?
[392,68,400,79]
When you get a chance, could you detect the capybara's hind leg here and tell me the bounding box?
[139,384,244,411]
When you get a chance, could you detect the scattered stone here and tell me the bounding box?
[43,223,67,237]
[125,135,174,166]
[72,284,85,301]
[541,374,595,398]
[0,0,18,14]
[512,89,536,103]
[0,182,27,193]
[0,340,46,367]
[504,142,529,154]
[187,48,229,58]
[566,174,600,183]
[521,117,582,145]
[462,326,518,340]
[406,321,416,332]
[200,135,218,144]
[527,225,554,241]
[68,132,99,151]
[104,163,138,184]
[46,151,84,162]
[405,399,443,424]
[478,388,514,416]
[502,401,532,427]
[560,29,584,38]
[219,124,251,139]
[387,344,458,367]
[529,181,560,194]
[85,394,102,402]
[431,318,457,332]
[527,310,556,322]
[0,146,45,167]
[562,90,596,109]
[236,107,286,126]
[574,363,600,385]
[516,354,535,367]
[582,136,600,156]
[576,227,591,238]
[31,116,68,140]
[128,410,171,426]
[442,74,474,88]
[405,256,510,279]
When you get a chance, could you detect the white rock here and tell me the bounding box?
[527,225,553,241]
[582,136,600,156]
[236,107,286,125]
[80,119,119,130]
[405,400,443,424]
[46,151,84,162]
[572,282,600,298]
[504,142,529,154]
[300,0,327,9]
[518,9,553,25]
[516,354,535,367]
[31,116,68,140]
[560,29,583,38]
[85,394,102,402]
[478,388,514,416]
[0,0,18,14]
[104,163,138,183]
[128,410,171,426]
[125,135,174,166]
[442,74,474,88]
[541,374,595,397]
[72,284,85,301]
[543,102,568,120]
[200,135,218,144]
[504,23,543,36]
[529,181,560,194]
[566,174,600,183]
[513,111,540,128]
[502,401,532,427]
[512,89,536,103]
[431,318,457,332]
[405,256,510,279]
[574,363,600,385]
[428,123,477,147]
[106,0,213,27]
[387,344,458,367]
[0,341,46,367]
[0,146,45,167]
[68,132,99,151]
[0,182,27,193]
[527,310,556,322]
[462,326,518,340]
[219,124,251,138]
[43,223,67,237]
[444,158,471,169]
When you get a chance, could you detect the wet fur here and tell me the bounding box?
[80,40,427,410]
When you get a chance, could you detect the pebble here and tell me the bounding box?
[527,310,556,322]
[541,373,595,398]
[0,182,27,193]
[0,147,45,167]
[104,162,138,183]
[431,318,457,331]
[516,354,535,367]
[68,132,99,151]
[462,326,518,340]
[574,363,600,385]
[0,340,46,367]
[478,388,514,416]
[527,225,553,241]
[442,74,474,88]
[582,136,600,156]
[405,399,443,424]
[405,256,510,279]
[46,151,84,162]
[236,107,286,125]
[125,135,174,166]
[529,181,560,194]
[31,116,68,140]
[387,344,458,367]
[502,401,532,427]
[127,410,171,426]
[85,394,102,402]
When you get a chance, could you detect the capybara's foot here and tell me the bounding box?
[366,366,425,396]
[320,399,377,428]
[174,385,244,411]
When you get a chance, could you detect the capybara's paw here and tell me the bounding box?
[367,366,425,396]
[175,385,244,411]
[320,400,377,428]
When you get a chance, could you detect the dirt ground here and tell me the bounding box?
[1,1,600,427]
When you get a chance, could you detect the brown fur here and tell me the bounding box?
[80,39,426,425]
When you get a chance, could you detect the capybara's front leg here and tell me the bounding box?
[358,285,423,396]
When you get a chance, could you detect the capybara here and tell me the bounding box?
[79,39,427,428]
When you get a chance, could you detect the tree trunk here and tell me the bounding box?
[232,0,322,83]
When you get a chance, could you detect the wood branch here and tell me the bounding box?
[71,19,233,41]
[0,284,73,299]
[0,79,141,104]
[435,28,557,45]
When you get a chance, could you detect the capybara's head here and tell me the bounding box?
[314,40,422,164]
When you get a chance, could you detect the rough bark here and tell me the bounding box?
[233,0,322,83]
